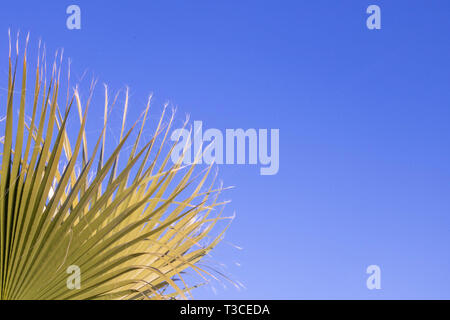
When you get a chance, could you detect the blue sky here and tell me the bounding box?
[1,1,450,299]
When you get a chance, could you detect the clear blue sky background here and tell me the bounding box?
[1,1,450,299]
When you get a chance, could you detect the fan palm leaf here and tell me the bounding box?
[0,33,231,300]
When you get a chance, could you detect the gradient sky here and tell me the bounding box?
[1,1,450,299]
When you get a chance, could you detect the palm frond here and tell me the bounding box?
[0,33,232,300]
